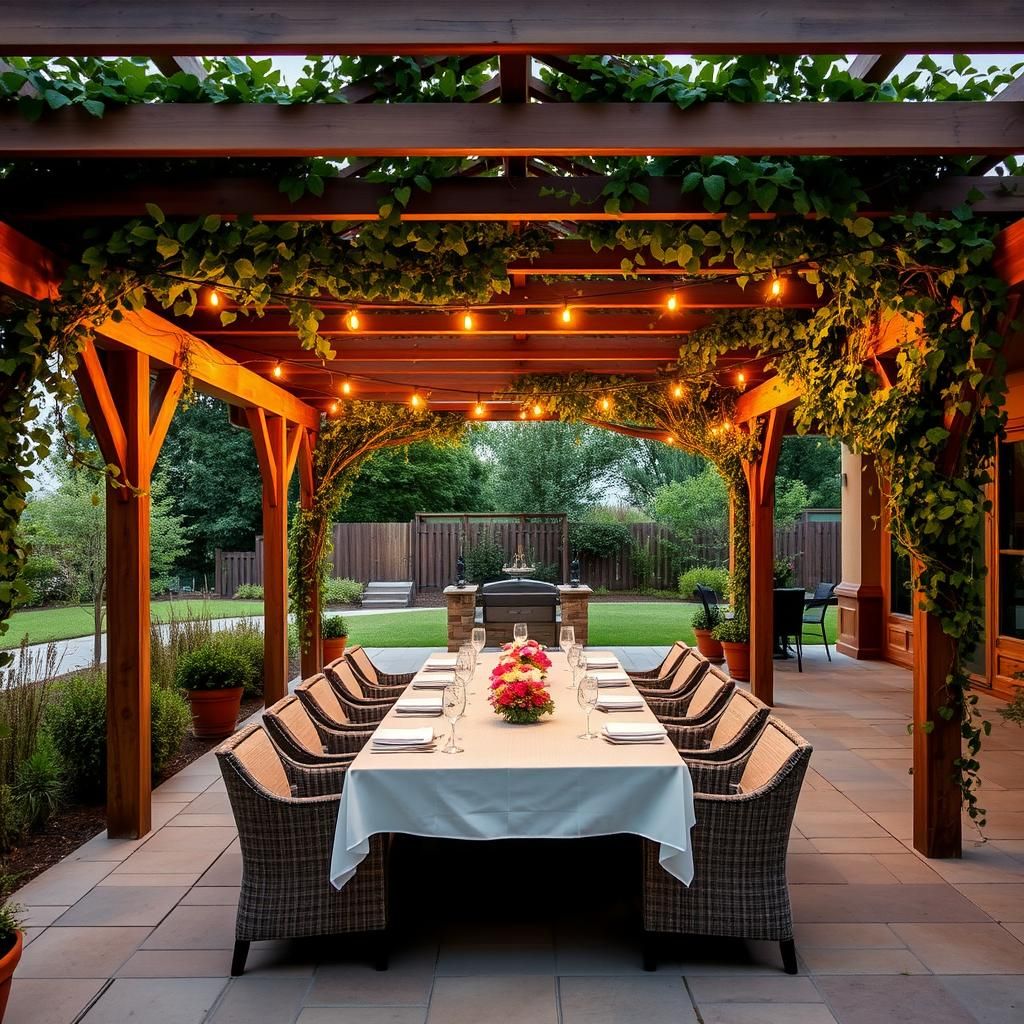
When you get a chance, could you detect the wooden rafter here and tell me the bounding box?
[5,2,1019,54]
[149,55,206,79]
[74,340,129,483]
[147,367,184,465]
[848,54,904,83]
[2,101,1021,157]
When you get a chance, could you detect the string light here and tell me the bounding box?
[473,396,486,417]
[461,310,475,331]
[207,288,221,308]
[737,372,746,386]
[559,302,573,325]
[410,391,424,409]
[767,274,785,301]
[341,378,352,396]
[329,400,339,415]
[346,309,361,331]
[599,396,611,413]
[666,291,679,312]
[533,403,543,417]
[519,410,527,420]
[272,362,283,379]
[666,435,676,445]
[672,382,685,399]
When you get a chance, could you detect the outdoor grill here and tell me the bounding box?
[478,578,560,645]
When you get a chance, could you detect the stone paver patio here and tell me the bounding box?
[9,647,1024,1024]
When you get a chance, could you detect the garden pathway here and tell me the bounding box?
[9,649,1024,1024]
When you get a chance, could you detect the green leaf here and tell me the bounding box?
[145,203,166,226]
[394,185,412,208]
[155,236,180,258]
[202,214,222,233]
[704,175,726,203]
[850,217,874,238]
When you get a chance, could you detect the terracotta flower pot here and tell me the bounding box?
[322,636,348,664]
[720,640,751,681]
[0,931,23,1022]
[187,687,244,739]
[693,628,725,661]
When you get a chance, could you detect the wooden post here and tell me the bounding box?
[744,408,786,706]
[912,562,962,858]
[74,343,182,838]
[247,409,291,706]
[297,427,321,680]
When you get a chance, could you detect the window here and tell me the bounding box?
[999,440,1024,639]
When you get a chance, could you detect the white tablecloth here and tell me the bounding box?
[330,651,696,889]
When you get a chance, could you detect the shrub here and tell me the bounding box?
[0,786,25,853]
[322,614,349,639]
[773,557,796,587]
[678,566,730,600]
[233,583,264,599]
[630,539,655,590]
[214,621,265,697]
[712,615,749,644]
[570,520,631,559]
[0,899,24,950]
[14,731,63,830]
[175,642,250,692]
[691,604,722,631]
[19,552,70,606]
[150,610,213,691]
[324,577,364,605]
[47,669,191,800]
[464,536,506,584]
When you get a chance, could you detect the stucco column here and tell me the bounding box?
[443,585,479,652]
[835,446,885,659]
[557,585,592,646]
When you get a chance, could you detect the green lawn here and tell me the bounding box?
[3,598,838,651]
[0,598,266,649]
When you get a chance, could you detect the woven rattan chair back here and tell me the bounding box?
[708,689,766,748]
[738,718,806,792]
[297,673,351,726]
[217,723,291,798]
[669,650,708,691]
[265,696,324,756]
[346,644,379,685]
[686,672,733,718]
[326,658,369,700]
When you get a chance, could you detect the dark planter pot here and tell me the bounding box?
[322,636,348,665]
[187,687,244,739]
[693,628,725,661]
[720,640,751,681]
[0,930,23,1022]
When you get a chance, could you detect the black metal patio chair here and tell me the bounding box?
[802,582,837,662]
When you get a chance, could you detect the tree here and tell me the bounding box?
[152,395,263,578]
[339,439,489,521]
[775,477,812,528]
[23,461,187,665]
[474,422,624,518]
[776,436,842,509]
[651,465,730,566]
[607,436,707,512]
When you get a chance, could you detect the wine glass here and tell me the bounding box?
[442,682,466,754]
[513,622,528,644]
[577,673,600,740]
[559,625,576,653]
[471,626,486,655]
[456,644,476,697]
[566,642,584,690]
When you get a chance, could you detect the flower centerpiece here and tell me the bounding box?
[488,639,555,724]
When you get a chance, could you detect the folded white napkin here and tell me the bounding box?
[412,670,456,689]
[601,721,667,743]
[590,669,630,687]
[422,654,458,670]
[395,695,443,716]
[586,654,619,669]
[372,727,434,747]
[597,694,644,711]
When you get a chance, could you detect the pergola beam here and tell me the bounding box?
[6,175,1018,222]
[1,102,1021,157]
[2,2,1021,54]
[848,54,904,83]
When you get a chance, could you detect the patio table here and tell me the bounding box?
[330,650,696,889]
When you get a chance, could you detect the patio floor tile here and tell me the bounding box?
[798,947,928,974]
[307,966,435,1006]
[792,923,905,949]
[699,1007,839,1024]
[890,923,1024,973]
[140,903,237,949]
[17,926,150,978]
[54,884,189,927]
[426,976,557,1024]
[115,948,234,977]
[955,883,1024,921]
[790,884,990,923]
[11,861,113,905]
[815,976,980,1024]
[435,942,555,976]
[296,1009,428,1024]
[4,978,106,1024]
[687,976,822,1004]
[937,975,1024,1024]
[558,975,697,1024]
[207,977,313,1023]
[78,977,228,1024]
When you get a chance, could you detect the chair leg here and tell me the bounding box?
[780,938,798,974]
[822,623,832,661]
[231,940,250,976]
[796,634,802,672]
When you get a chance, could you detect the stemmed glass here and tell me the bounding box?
[577,673,599,740]
[566,641,584,690]
[559,625,576,653]
[456,644,476,697]
[513,622,528,644]
[471,626,486,655]
[442,682,466,754]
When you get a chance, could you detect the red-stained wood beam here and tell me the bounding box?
[245,408,279,503]
[150,55,207,79]
[513,241,738,276]
[994,217,1024,288]
[73,341,129,484]
[848,54,904,83]
[147,368,184,471]
[2,102,1021,158]
[3,2,1020,54]
[499,55,530,178]
[297,425,321,680]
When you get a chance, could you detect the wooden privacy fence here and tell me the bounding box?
[215,514,840,595]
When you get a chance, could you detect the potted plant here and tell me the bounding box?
[712,615,750,681]
[692,605,724,661]
[0,900,24,1021]
[175,640,248,739]
[321,614,350,664]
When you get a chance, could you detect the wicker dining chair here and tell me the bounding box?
[297,673,386,732]
[664,688,769,763]
[216,723,389,976]
[345,644,417,690]
[264,695,371,766]
[325,658,402,707]
[636,649,709,699]
[645,665,734,724]
[642,718,812,974]
[627,641,689,686]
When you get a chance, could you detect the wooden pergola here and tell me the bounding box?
[2,5,1024,858]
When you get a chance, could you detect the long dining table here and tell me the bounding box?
[329,649,696,890]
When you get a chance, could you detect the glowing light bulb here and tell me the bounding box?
[462,311,474,331]
[519,410,527,420]
[346,310,361,331]
[666,435,676,445]
[722,420,731,432]
[341,378,352,396]
[672,383,684,399]
[410,392,423,409]
[666,291,679,312]
[560,302,573,325]
[768,275,784,301]
[330,400,339,414]
[208,288,221,308]
[473,401,486,417]
[272,362,283,379]
[599,397,611,413]
[737,372,746,385]
[533,403,543,417]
